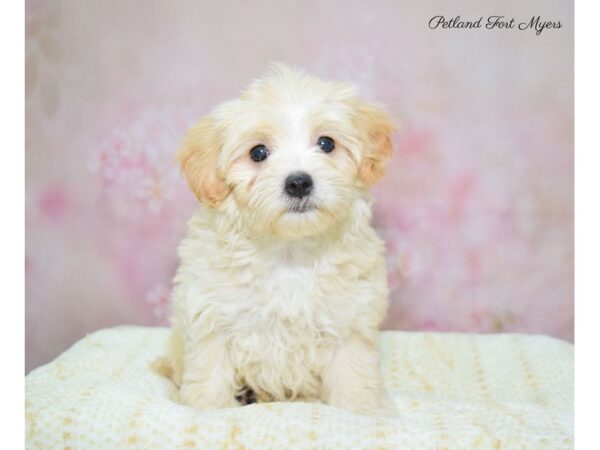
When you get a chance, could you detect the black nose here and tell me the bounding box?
[284,172,313,198]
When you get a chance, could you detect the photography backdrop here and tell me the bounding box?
[25,0,573,371]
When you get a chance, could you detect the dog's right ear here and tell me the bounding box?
[177,116,230,208]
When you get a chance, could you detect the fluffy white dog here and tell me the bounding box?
[167,63,395,416]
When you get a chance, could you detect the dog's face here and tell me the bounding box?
[179,64,394,239]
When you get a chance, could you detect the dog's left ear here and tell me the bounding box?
[352,101,396,186]
[177,116,231,208]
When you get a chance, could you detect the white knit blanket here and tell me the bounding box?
[25,326,573,449]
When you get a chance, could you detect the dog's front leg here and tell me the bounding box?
[322,335,396,416]
[179,334,239,410]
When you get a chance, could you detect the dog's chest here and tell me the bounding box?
[230,257,325,331]
[259,262,315,312]
[222,256,337,398]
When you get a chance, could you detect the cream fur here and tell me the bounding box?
[168,63,396,416]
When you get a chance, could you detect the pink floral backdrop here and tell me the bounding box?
[25,0,573,371]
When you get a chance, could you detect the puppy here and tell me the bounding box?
[168,63,395,416]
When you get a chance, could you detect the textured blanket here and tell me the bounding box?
[25,326,573,449]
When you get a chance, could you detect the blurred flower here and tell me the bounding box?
[89,106,194,219]
[146,283,171,321]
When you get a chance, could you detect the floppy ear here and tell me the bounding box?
[177,116,230,207]
[352,101,395,186]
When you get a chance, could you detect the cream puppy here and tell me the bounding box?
[168,63,395,416]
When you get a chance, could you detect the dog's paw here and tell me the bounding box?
[235,387,257,406]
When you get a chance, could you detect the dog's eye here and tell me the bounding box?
[317,136,335,153]
[249,144,269,162]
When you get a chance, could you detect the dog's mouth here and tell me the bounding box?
[287,200,316,214]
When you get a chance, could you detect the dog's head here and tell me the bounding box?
[178,63,395,239]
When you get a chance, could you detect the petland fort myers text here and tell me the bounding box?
[428,15,562,36]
